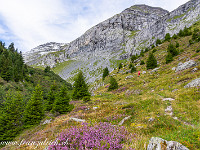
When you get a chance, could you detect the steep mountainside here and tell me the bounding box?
[24,0,200,83]
[5,19,200,150]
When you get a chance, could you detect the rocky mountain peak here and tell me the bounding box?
[24,0,200,83]
[129,4,169,16]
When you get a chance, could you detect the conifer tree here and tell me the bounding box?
[108,77,118,91]
[23,84,44,128]
[52,85,73,114]
[45,83,57,111]
[0,92,23,141]
[165,33,171,42]
[72,71,90,100]
[146,52,157,70]
[102,67,109,80]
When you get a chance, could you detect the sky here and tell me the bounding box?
[0,0,189,52]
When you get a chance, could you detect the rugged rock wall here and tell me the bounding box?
[24,0,200,83]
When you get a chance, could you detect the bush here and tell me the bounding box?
[102,67,109,80]
[48,122,132,149]
[131,55,137,63]
[131,66,136,73]
[151,45,155,49]
[146,52,157,70]
[108,77,118,91]
[140,60,145,65]
[44,66,50,73]
[167,43,178,57]
[129,63,133,69]
[166,52,173,64]
[172,34,178,39]
[145,48,149,52]
[156,39,162,46]
[82,96,91,102]
[152,49,157,53]
[118,63,123,70]
[175,42,179,48]
[140,50,144,57]
[165,33,171,42]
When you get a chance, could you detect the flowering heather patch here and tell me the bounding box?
[104,114,126,122]
[48,122,134,150]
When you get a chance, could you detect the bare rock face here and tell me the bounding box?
[184,78,200,88]
[24,0,200,83]
[175,60,197,72]
[147,137,189,150]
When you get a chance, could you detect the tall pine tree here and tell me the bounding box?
[23,84,44,128]
[0,92,24,141]
[72,71,90,100]
[52,85,73,114]
[146,52,158,70]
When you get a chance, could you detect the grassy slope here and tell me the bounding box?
[3,26,200,150]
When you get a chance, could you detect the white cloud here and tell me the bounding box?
[0,0,190,52]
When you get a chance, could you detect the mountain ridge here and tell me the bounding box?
[24,0,200,83]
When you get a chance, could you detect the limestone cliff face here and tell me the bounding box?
[125,0,200,54]
[24,0,200,83]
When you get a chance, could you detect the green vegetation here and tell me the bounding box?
[52,60,76,74]
[102,67,109,80]
[146,52,157,69]
[23,84,44,128]
[118,63,123,70]
[165,33,171,42]
[72,71,90,101]
[108,77,118,91]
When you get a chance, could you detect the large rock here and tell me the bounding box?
[147,137,189,150]
[175,60,196,72]
[184,78,200,88]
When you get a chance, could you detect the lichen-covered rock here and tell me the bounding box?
[147,137,189,150]
[184,78,200,88]
[175,60,196,72]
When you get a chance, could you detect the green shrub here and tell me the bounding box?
[156,39,162,46]
[140,50,144,57]
[172,34,178,39]
[108,77,118,91]
[82,96,91,102]
[145,48,149,52]
[165,33,171,42]
[131,55,138,63]
[175,42,179,48]
[167,43,178,57]
[118,63,123,70]
[140,60,145,65]
[146,52,157,70]
[131,66,136,73]
[166,52,173,64]
[102,67,109,80]
[152,49,157,53]
[129,63,133,69]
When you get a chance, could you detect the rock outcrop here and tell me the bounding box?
[184,78,200,88]
[175,60,197,72]
[147,137,189,150]
[24,0,200,83]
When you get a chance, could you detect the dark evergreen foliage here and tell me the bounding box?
[146,52,157,70]
[108,77,118,91]
[102,67,109,80]
[52,85,73,114]
[72,71,90,100]
[23,84,44,128]
[44,66,51,73]
[140,50,144,57]
[131,66,136,73]
[118,63,123,70]
[167,43,179,57]
[0,92,23,141]
[165,33,171,42]
[166,52,173,64]
[156,39,162,46]
[140,60,145,65]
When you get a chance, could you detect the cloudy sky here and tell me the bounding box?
[0,0,189,52]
